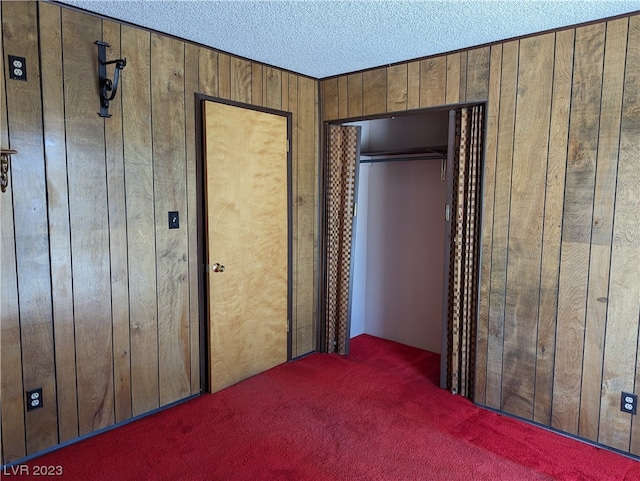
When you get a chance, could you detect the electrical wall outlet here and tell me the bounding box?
[26,387,43,411]
[621,392,637,415]
[9,55,27,81]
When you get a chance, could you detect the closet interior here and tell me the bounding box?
[347,109,450,356]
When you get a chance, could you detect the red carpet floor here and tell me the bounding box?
[8,335,640,480]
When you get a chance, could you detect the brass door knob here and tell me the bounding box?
[212,263,225,273]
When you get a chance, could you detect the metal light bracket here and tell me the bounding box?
[95,41,126,118]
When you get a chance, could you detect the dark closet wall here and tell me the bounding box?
[322,13,640,455]
[1,1,318,464]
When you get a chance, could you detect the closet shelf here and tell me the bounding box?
[360,145,447,158]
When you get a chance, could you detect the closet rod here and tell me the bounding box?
[359,155,446,164]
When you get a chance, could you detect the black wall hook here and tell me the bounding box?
[95,41,126,118]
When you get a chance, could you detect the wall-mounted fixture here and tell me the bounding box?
[95,41,126,118]
[1,149,17,193]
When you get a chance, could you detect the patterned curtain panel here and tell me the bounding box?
[448,105,484,397]
[324,125,360,355]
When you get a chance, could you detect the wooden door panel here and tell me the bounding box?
[204,101,288,393]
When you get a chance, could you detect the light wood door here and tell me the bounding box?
[204,100,289,393]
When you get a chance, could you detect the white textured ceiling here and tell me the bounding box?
[57,0,639,78]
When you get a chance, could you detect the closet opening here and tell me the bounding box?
[321,104,485,398]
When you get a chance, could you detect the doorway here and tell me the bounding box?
[201,97,292,394]
[322,105,484,396]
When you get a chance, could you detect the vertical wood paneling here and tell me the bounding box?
[600,14,640,452]
[307,80,322,349]
[552,23,606,435]
[231,57,252,104]
[288,74,299,355]
[5,1,58,454]
[121,25,159,416]
[313,83,319,347]
[502,34,554,419]
[338,75,348,118]
[151,34,190,406]
[445,52,462,104]
[185,42,200,395]
[459,51,468,102]
[486,40,519,409]
[265,67,282,109]
[387,64,407,112]
[407,61,420,110]
[625,17,640,456]
[0,2,27,462]
[251,63,263,107]
[296,76,317,355]
[62,8,115,435]
[534,29,574,426]
[420,56,446,107]
[103,19,132,425]
[466,47,491,100]
[347,73,363,117]
[281,72,289,112]
[362,68,386,115]
[475,44,503,404]
[323,77,338,120]
[198,48,218,97]
[218,53,231,99]
[579,18,627,441]
[262,66,269,107]
[39,2,79,442]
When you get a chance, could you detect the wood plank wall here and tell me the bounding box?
[321,13,640,455]
[0,1,318,464]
